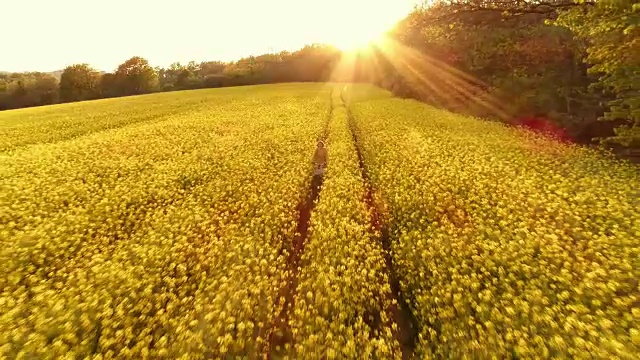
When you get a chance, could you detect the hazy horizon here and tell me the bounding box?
[3,0,419,73]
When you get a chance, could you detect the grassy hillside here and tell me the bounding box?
[1,83,638,358]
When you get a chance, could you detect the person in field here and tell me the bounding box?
[311,140,327,200]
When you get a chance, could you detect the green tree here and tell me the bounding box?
[158,62,182,91]
[0,73,58,109]
[114,56,158,96]
[556,0,639,146]
[157,62,201,91]
[175,61,200,89]
[199,61,225,77]
[99,73,118,98]
[33,74,59,105]
[382,0,623,142]
[59,64,101,102]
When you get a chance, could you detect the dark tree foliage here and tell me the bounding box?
[59,64,101,102]
[98,73,118,98]
[556,0,639,147]
[0,72,58,110]
[114,57,159,96]
[369,0,637,148]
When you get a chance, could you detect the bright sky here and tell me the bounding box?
[3,0,420,73]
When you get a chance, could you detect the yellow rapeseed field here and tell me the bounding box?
[347,85,640,359]
[288,92,399,359]
[1,83,638,358]
[1,84,331,358]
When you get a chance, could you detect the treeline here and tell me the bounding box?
[360,0,638,148]
[1,0,637,149]
[0,44,340,109]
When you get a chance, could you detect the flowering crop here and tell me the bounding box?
[1,91,225,152]
[0,84,330,358]
[3,82,638,359]
[348,85,640,359]
[286,95,401,359]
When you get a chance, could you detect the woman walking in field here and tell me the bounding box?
[311,140,327,200]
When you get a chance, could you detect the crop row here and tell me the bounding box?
[0,85,330,358]
[0,84,309,152]
[347,85,640,358]
[286,96,401,359]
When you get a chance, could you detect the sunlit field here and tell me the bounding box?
[1,83,638,358]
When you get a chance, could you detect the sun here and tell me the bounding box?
[323,0,412,52]
[330,27,387,52]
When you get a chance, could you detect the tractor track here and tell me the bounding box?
[341,86,419,359]
[264,88,334,357]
